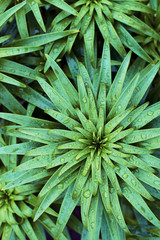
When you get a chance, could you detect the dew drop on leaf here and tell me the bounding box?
[123,174,128,179]
[83,190,91,198]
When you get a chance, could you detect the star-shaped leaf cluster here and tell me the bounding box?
[44,0,160,67]
[0,41,160,238]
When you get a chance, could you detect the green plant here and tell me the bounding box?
[0,41,160,239]
[1,1,160,239]
[46,0,160,66]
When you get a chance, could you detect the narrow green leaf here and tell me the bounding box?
[0,46,42,58]
[9,30,78,47]
[0,83,26,114]
[122,184,160,228]
[28,0,46,32]
[115,164,153,200]
[34,173,77,221]
[45,109,81,130]
[110,189,130,233]
[46,55,79,105]
[0,113,59,128]
[55,183,80,238]
[45,0,78,16]
[0,142,41,155]
[106,51,131,110]
[0,2,26,27]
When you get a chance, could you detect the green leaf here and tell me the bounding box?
[8,85,55,111]
[99,171,111,214]
[39,164,79,197]
[2,169,52,190]
[12,224,26,240]
[105,107,134,134]
[129,63,160,107]
[106,20,126,58]
[9,30,78,47]
[14,155,52,171]
[119,143,153,154]
[46,150,79,169]
[0,2,26,27]
[77,74,89,117]
[39,214,68,240]
[88,193,102,240]
[0,59,40,80]
[108,72,139,119]
[45,0,78,16]
[45,55,79,105]
[34,172,77,221]
[113,11,159,40]
[104,212,122,240]
[134,169,160,190]
[0,35,11,44]
[28,0,46,32]
[122,184,160,228]
[54,183,80,238]
[72,166,89,200]
[120,102,149,129]
[47,109,80,130]
[84,20,95,67]
[99,40,111,87]
[116,24,153,63]
[102,159,122,195]
[124,129,160,143]
[115,164,153,200]
[81,178,92,230]
[132,102,160,129]
[0,46,42,58]
[0,142,41,155]
[0,73,26,87]
[106,51,131,110]
[0,113,58,128]
[21,218,38,240]
[15,4,29,38]
[36,76,76,118]
[110,188,130,233]
[139,154,160,169]
[0,83,26,114]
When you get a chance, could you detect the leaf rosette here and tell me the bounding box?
[45,0,159,67]
[0,42,160,237]
[0,134,72,240]
[132,0,160,61]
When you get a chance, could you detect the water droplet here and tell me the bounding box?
[154,181,160,186]
[141,206,145,212]
[147,111,153,116]
[82,97,87,103]
[131,136,135,141]
[119,15,123,19]
[83,190,91,198]
[131,180,136,186]
[91,222,94,229]
[123,174,128,179]
[58,184,64,189]
[141,134,146,139]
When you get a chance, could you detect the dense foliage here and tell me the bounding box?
[0,0,160,239]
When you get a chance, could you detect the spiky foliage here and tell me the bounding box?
[0,3,78,114]
[0,42,160,238]
[0,126,79,240]
[133,0,160,61]
[45,0,160,67]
